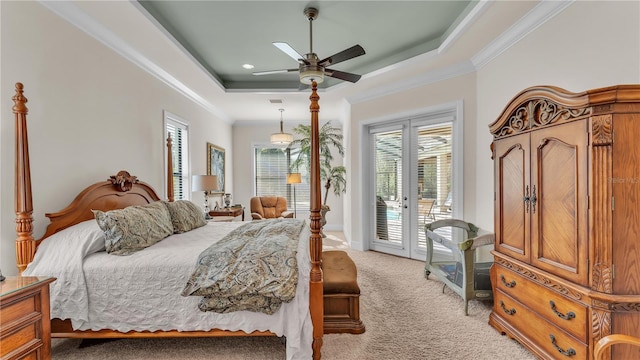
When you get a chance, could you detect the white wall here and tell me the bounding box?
[474,0,640,230]
[232,121,345,230]
[0,2,231,275]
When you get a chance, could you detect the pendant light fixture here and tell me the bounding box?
[270,108,293,145]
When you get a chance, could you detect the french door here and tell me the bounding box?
[366,114,459,260]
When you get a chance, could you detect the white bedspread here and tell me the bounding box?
[24,220,312,359]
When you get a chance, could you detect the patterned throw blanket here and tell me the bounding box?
[181,219,306,314]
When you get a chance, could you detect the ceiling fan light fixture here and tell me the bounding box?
[270,108,293,145]
[299,68,324,84]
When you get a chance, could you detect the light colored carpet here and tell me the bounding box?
[51,234,535,360]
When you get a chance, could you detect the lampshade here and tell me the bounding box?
[270,108,293,145]
[192,175,218,192]
[270,132,294,145]
[287,173,302,184]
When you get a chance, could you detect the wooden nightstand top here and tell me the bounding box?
[1,276,55,298]
[209,206,244,220]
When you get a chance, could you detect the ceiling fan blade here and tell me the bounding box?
[325,69,362,83]
[253,69,298,76]
[273,42,307,63]
[298,83,310,91]
[319,45,365,67]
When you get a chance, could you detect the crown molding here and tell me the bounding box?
[347,60,476,104]
[38,0,575,119]
[347,0,574,105]
[37,1,232,124]
[472,0,574,68]
[439,0,492,54]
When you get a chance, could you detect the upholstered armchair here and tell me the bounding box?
[250,196,294,220]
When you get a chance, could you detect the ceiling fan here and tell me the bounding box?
[252,7,366,86]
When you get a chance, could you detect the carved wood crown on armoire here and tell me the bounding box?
[488,85,640,360]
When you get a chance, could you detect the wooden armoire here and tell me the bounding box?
[489,85,640,360]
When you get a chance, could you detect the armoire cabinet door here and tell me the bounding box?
[494,133,531,263]
[530,120,589,286]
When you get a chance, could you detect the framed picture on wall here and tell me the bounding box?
[207,142,225,193]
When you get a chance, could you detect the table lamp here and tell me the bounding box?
[287,173,302,218]
[192,175,218,219]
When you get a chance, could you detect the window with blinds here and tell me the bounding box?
[416,124,452,213]
[165,112,189,200]
[254,146,310,212]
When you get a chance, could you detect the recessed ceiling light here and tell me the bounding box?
[242,64,254,69]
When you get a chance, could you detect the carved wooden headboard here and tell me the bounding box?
[38,170,162,243]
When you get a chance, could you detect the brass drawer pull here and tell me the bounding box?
[500,300,516,315]
[549,300,575,320]
[500,275,516,288]
[549,334,576,357]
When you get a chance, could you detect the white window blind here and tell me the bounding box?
[254,146,310,212]
[165,112,189,200]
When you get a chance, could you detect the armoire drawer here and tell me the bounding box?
[494,264,588,342]
[494,290,587,360]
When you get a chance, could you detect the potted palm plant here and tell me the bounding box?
[288,122,346,235]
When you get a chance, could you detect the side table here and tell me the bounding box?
[209,206,244,221]
[1,276,56,360]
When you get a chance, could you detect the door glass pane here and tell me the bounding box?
[416,123,453,249]
[374,130,403,244]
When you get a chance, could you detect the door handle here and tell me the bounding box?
[523,185,530,213]
[531,185,537,214]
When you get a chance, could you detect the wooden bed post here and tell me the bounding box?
[14,83,35,273]
[308,80,324,359]
[166,134,174,202]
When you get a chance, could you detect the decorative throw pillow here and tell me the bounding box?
[93,201,173,255]
[163,200,207,233]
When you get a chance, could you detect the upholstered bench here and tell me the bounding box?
[322,250,365,334]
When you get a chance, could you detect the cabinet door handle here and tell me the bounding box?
[531,185,537,213]
[523,185,530,213]
[549,334,576,357]
[499,301,516,315]
[500,275,516,288]
[549,300,575,320]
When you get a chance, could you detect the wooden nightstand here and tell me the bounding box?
[209,206,245,221]
[1,276,56,360]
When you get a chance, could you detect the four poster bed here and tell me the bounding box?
[12,82,325,359]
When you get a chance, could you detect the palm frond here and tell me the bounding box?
[287,121,347,205]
